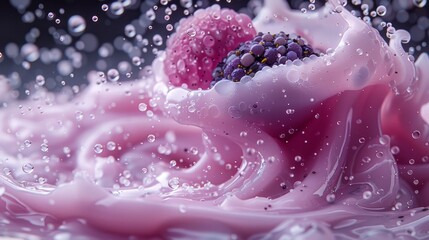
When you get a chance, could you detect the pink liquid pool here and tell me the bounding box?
[1,0,429,239]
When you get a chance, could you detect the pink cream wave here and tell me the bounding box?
[1,0,429,239]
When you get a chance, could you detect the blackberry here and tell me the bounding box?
[211,32,319,86]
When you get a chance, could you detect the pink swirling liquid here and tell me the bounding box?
[0,0,429,239]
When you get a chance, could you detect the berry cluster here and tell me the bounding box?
[211,32,318,85]
[163,5,256,89]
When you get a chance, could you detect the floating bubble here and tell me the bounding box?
[107,141,116,151]
[94,143,103,154]
[68,15,86,35]
[107,68,120,82]
[124,24,136,38]
[168,177,180,190]
[22,163,34,173]
[413,0,427,8]
[376,5,387,16]
[110,2,124,16]
[35,75,45,86]
[153,34,163,46]
[147,134,156,143]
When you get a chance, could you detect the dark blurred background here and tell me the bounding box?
[0,0,427,98]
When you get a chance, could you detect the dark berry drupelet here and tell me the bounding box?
[211,32,319,86]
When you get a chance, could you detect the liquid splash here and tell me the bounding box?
[0,0,429,239]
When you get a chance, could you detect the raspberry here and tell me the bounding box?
[211,32,319,86]
[164,5,256,89]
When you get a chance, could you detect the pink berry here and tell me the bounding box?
[164,5,256,89]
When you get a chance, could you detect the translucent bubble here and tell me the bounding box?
[412,130,421,139]
[94,143,103,154]
[47,12,55,20]
[101,4,109,11]
[41,143,49,152]
[153,34,163,46]
[111,2,124,15]
[166,24,174,31]
[146,9,156,21]
[107,68,119,82]
[363,191,372,199]
[168,177,180,190]
[147,134,156,143]
[129,56,140,66]
[376,5,387,16]
[294,155,302,162]
[286,109,295,114]
[138,103,147,112]
[124,24,136,38]
[391,146,400,155]
[186,28,197,37]
[180,0,193,8]
[22,163,34,173]
[326,193,336,203]
[35,75,45,86]
[160,0,169,5]
[170,160,177,167]
[68,15,86,35]
[21,43,39,62]
[24,139,32,147]
[356,48,363,55]
[92,16,98,22]
[413,0,427,8]
[107,141,116,151]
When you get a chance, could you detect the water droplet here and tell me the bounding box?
[170,160,177,167]
[138,103,148,112]
[153,34,163,46]
[286,109,295,114]
[75,111,83,121]
[186,28,196,37]
[326,193,336,203]
[101,4,109,11]
[41,143,49,152]
[22,163,34,173]
[107,68,119,82]
[190,147,198,155]
[92,16,98,22]
[94,143,103,154]
[24,139,32,147]
[147,134,156,143]
[412,130,421,139]
[107,141,116,151]
[413,0,427,8]
[168,177,180,190]
[294,155,302,162]
[166,24,174,31]
[124,24,136,38]
[391,146,400,155]
[68,15,86,35]
[180,0,193,8]
[356,48,363,55]
[110,2,124,15]
[363,191,372,199]
[35,75,45,86]
[376,5,387,16]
